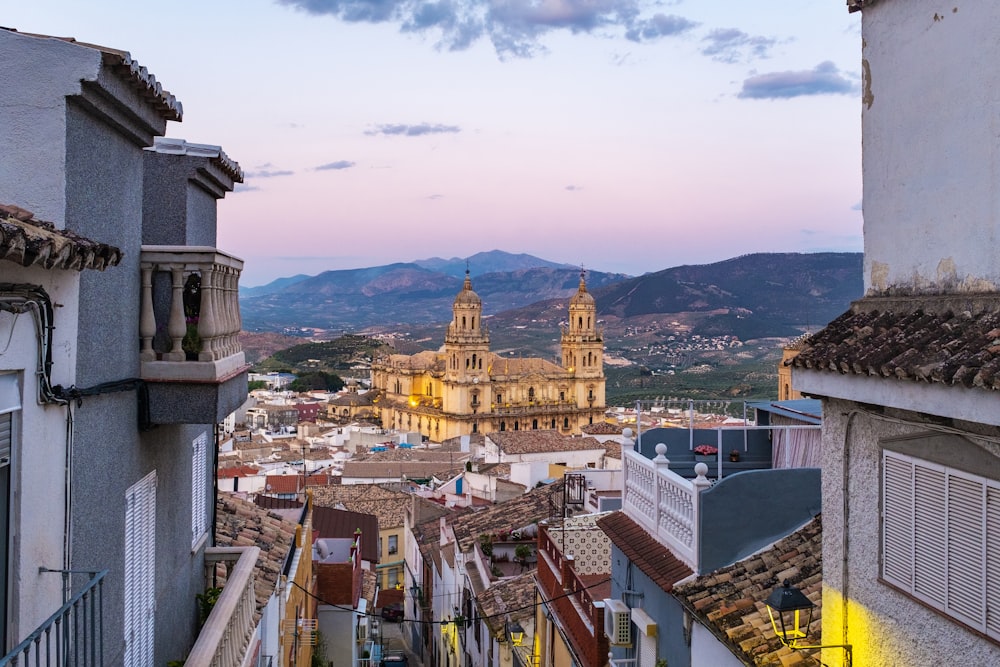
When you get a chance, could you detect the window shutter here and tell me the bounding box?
[0,413,11,468]
[986,487,1000,637]
[946,475,985,628]
[191,432,208,547]
[882,453,913,588]
[912,463,946,605]
[125,471,156,667]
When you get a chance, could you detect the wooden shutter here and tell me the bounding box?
[0,374,20,468]
[191,432,208,547]
[912,462,946,605]
[124,471,156,667]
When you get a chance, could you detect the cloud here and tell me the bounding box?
[234,184,261,192]
[428,194,444,199]
[316,160,357,170]
[565,185,582,191]
[245,169,295,178]
[625,13,698,42]
[278,0,695,58]
[738,61,857,99]
[701,28,776,63]
[365,123,461,136]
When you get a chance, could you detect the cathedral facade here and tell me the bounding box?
[370,271,607,441]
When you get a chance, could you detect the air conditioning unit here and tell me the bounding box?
[603,599,631,646]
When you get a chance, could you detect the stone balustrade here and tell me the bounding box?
[187,546,260,667]
[622,445,711,571]
[139,246,246,383]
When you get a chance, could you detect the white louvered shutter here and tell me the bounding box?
[124,471,156,667]
[985,487,1000,637]
[946,475,985,627]
[912,462,946,606]
[882,453,913,589]
[191,432,208,547]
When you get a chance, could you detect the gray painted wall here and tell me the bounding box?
[607,542,691,667]
[698,468,820,573]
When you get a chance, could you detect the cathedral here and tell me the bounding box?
[370,271,607,441]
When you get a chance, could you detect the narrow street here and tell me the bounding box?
[379,617,424,667]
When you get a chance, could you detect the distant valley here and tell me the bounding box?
[240,250,863,402]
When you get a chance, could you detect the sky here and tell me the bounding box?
[6,1,863,287]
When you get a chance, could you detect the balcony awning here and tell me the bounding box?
[0,204,123,272]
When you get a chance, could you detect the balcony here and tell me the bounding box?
[0,570,106,667]
[139,246,249,424]
[187,546,260,667]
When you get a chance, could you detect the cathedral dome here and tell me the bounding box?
[570,271,594,307]
[454,270,481,306]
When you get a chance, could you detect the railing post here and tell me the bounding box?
[140,266,156,361]
[164,265,187,361]
[197,265,218,362]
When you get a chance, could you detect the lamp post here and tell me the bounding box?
[764,579,853,666]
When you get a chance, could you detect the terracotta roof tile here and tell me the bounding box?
[0,204,123,272]
[475,572,536,638]
[214,494,297,620]
[311,484,412,529]
[487,430,604,455]
[451,481,564,552]
[673,516,823,667]
[581,422,623,435]
[596,512,692,592]
[790,296,1000,391]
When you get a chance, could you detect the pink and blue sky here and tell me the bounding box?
[7,1,862,286]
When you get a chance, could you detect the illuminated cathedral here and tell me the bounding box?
[370,271,606,440]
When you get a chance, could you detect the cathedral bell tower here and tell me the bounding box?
[444,270,490,387]
[561,270,603,379]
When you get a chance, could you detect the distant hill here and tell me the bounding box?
[414,250,576,278]
[239,274,311,298]
[240,260,629,333]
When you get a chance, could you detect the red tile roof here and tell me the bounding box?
[596,511,692,592]
[0,204,123,272]
[790,296,1000,391]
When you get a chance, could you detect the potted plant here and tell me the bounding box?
[693,444,718,462]
[729,449,741,462]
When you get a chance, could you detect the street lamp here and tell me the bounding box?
[764,580,852,666]
[508,620,525,647]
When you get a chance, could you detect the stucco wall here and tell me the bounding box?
[862,1,1000,295]
[607,542,691,667]
[820,397,1000,666]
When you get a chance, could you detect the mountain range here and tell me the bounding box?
[239,250,863,342]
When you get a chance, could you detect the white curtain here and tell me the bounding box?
[770,415,822,468]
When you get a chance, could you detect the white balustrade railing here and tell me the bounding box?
[187,546,259,667]
[622,446,710,571]
[140,246,243,361]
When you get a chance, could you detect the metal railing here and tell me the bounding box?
[0,569,106,667]
[187,546,260,667]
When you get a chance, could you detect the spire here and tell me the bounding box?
[463,267,472,291]
[578,267,587,292]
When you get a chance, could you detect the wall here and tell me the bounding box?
[690,623,742,667]
[819,397,1000,666]
[698,468,820,573]
[607,543,691,667]
[862,1,1000,295]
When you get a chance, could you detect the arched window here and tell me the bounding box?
[472,354,477,367]
[559,391,565,401]
[563,417,569,429]
[578,316,583,329]
[500,421,506,432]
[550,419,556,429]
[588,388,594,400]
[532,419,538,430]
[472,317,476,329]
[587,316,591,328]
[472,423,478,433]
[528,387,535,401]
[514,422,519,431]
[462,316,467,328]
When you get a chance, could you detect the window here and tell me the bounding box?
[0,373,20,650]
[191,432,208,548]
[125,470,156,667]
[388,568,399,587]
[388,535,398,555]
[882,449,1000,637]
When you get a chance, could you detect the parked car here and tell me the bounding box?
[380,650,408,667]
[381,602,404,622]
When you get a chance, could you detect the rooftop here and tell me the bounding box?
[596,511,692,593]
[451,481,563,552]
[311,484,412,529]
[0,204,123,272]
[673,515,823,667]
[789,296,1000,392]
[487,430,604,455]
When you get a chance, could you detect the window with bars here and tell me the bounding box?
[882,449,1000,638]
[192,432,208,548]
[124,470,156,667]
